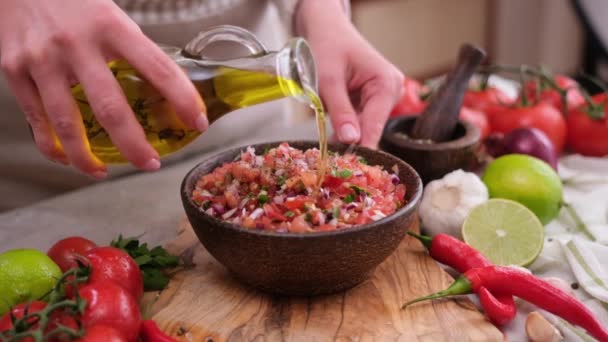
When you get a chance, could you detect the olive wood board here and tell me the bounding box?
[142,217,503,342]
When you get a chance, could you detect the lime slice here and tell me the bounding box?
[462,199,544,267]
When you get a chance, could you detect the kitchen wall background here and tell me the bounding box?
[351,0,585,79]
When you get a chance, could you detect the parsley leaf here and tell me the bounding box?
[337,169,352,178]
[344,193,355,203]
[110,235,180,291]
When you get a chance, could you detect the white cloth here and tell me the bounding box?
[499,155,608,341]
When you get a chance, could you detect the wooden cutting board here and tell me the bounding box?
[142,217,503,342]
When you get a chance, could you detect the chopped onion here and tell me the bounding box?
[256,223,264,230]
[238,197,249,209]
[371,210,386,221]
[200,190,213,197]
[254,156,264,167]
[273,195,285,204]
[275,169,285,176]
[321,188,330,200]
[391,164,399,174]
[222,207,238,219]
[346,203,357,210]
[329,218,338,226]
[249,208,264,220]
[212,203,225,215]
[391,174,400,185]
[205,208,215,216]
[364,196,375,208]
[317,212,326,225]
[353,170,364,177]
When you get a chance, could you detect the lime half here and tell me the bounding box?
[462,199,544,267]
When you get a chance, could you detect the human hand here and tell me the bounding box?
[0,0,207,179]
[295,0,403,149]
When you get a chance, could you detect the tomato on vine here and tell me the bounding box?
[566,93,608,156]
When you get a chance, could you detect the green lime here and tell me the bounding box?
[482,154,563,224]
[0,249,62,315]
[462,199,544,267]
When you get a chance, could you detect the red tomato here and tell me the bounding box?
[390,77,427,116]
[76,325,127,342]
[263,203,288,221]
[566,94,608,156]
[283,196,308,210]
[78,281,141,342]
[48,237,98,272]
[0,301,47,336]
[463,86,513,116]
[525,75,585,112]
[321,175,344,189]
[460,107,491,139]
[82,247,143,301]
[490,102,567,153]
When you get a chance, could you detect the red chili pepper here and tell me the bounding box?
[140,319,178,342]
[408,232,516,325]
[402,265,608,342]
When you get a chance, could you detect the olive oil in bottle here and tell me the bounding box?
[71,60,304,163]
[68,25,330,187]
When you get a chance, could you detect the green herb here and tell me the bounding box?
[344,193,355,203]
[110,235,180,291]
[285,211,295,218]
[333,207,341,219]
[337,169,353,178]
[277,175,287,185]
[303,203,311,212]
[350,185,369,195]
[202,200,211,210]
[263,146,272,155]
[358,157,369,165]
[258,191,269,204]
[305,212,313,222]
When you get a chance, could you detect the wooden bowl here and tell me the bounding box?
[180,141,422,296]
[380,116,481,184]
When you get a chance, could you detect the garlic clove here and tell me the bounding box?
[526,311,563,342]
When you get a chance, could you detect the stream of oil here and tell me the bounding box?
[69,59,329,188]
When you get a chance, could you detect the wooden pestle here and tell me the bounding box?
[409,44,486,142]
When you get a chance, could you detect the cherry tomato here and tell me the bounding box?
[460,107,491,139]
[525,75,585,112]
[463,86,513,118]
[0,301,47,336]
[48,237,98,272]
[82,247,143,301]
[490,102,566,153]
[78,281,141,342]
[76,325,127,342]
[390,77,427,116]
[566,93,608,156]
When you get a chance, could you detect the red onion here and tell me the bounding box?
[212,203,226,215]
[485,127,558,170]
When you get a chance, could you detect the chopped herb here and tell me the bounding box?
[330,169,338,177]
[358,157,368,165]
[202,200,212,210]
[285,211,295,218]
[258,191,269,204]
[337,169,352,178]
[303,203,311,212]
[277,175,287,185]
[110,235,180,291]
[344,193,355,203]
[305,212,313,222]
[333,207,340,219]
[350,185,369,195]
[263,146,272,155]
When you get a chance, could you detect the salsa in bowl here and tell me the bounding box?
[181,141,422,296]
[191,142,407,233]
